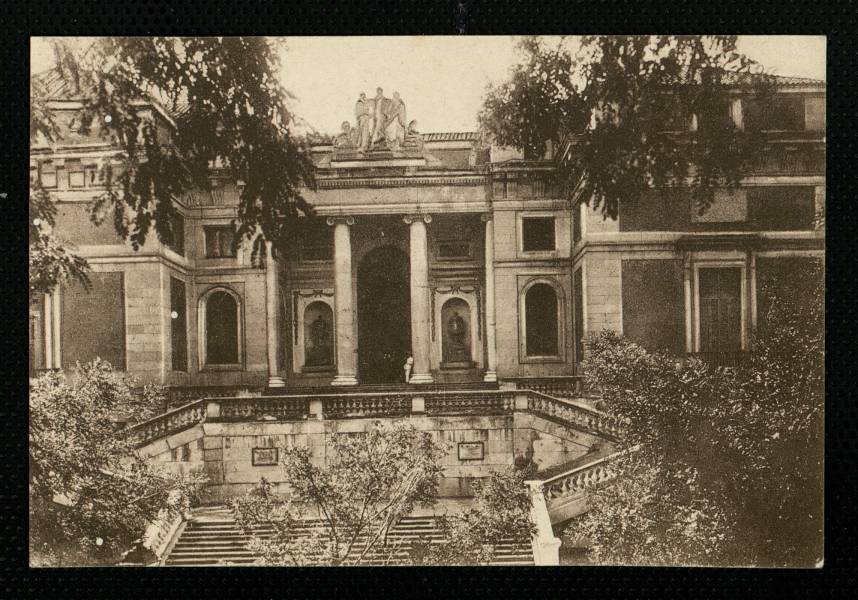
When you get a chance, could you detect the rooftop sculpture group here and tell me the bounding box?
[335,88,422,155]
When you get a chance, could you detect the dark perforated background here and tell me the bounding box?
[1,2,855,597]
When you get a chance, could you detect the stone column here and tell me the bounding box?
[265,241,285,387]
[43,293,53,369]
[404,214,434,384]
[482,214,498,382]
[51,289,61,368]
[329,216,358,386]
[683,251,693,353]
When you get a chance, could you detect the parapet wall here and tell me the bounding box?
[133,391,619,503]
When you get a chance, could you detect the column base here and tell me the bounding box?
[331,374,358,386]
[408,373,434,385]
[483,371,498,383]
[268,376,286,388]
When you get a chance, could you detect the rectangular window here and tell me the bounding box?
[167,213,185,256]
[40,163,57,188]
[170,277,188,372]
[698,267,742,354]
[522,217,556,252]
[573,205,582,244]
[204,225,236,258]
[29,295,45,377]
[573,268,584,363]
[68,162,85,188]
[299,224,333,262]
[85,164,100,186]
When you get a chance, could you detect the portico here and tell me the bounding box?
[288,211,492,386]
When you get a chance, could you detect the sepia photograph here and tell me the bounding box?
[28,34,824,568]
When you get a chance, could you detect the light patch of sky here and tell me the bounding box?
[32,35,825,135]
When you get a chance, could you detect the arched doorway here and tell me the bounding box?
[357,246,411,384]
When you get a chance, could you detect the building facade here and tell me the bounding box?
[29,79,825,395]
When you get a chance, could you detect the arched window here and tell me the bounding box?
[525,283,559,357]
[303,301,334,368]
[204,290,240,365]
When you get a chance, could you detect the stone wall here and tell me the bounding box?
[141,411,602,503]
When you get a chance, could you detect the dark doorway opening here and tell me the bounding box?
[358,246,412,384]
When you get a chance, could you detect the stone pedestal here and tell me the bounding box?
[405,214,434,384]
[329,217,358,386]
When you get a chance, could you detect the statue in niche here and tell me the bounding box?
[305,313,333,367]
[445,310,471,363]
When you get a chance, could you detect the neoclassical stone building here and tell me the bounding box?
[29,78,825,396]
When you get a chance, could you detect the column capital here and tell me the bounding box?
[403,213,432,225]
[480,212,494,223]
[326,215,356,227]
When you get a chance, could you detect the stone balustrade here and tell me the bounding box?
[142,506,185,564]
[526,392,624,440]
[215,397,310,422]
[424,391,516,416]
[541,454,617,501]
[127,400,207,447]
[510,376,585,400]
[127,389,623,453]
[323,395,411,419]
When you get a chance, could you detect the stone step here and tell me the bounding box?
[165,508,534,566]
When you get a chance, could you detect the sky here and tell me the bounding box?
[32,35,826,135]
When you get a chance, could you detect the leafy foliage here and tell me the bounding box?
[480,35,774,217]
[29,37,316,292]
[232,421,446,565]
[29,359,206,566]
[232,423,536,566]
[570,261,823,566]
[411,464,536,565]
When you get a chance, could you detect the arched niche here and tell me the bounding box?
[441,297,474,367]
[291,289,335,374]
[198,287,243,369]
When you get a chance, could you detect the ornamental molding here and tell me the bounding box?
[430,283,481,342]
[315,175,488,190]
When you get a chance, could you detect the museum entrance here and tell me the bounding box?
[357,246,412,384]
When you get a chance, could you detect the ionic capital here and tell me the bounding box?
[403,213,432,225]
[480,212,494,223]
[326,215,356,227]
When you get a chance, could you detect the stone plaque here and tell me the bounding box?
[251,447,279,466]
[458,441,484,461]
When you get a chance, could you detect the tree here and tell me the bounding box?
[570,260,823,566]
[410,463,535,566]
[479,35,774,218]
[29,359,207,566]
[29,37,316,294]
[232,421,446,566]
[232,422,536,566]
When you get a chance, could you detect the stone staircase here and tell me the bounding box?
[164,506,534,566]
